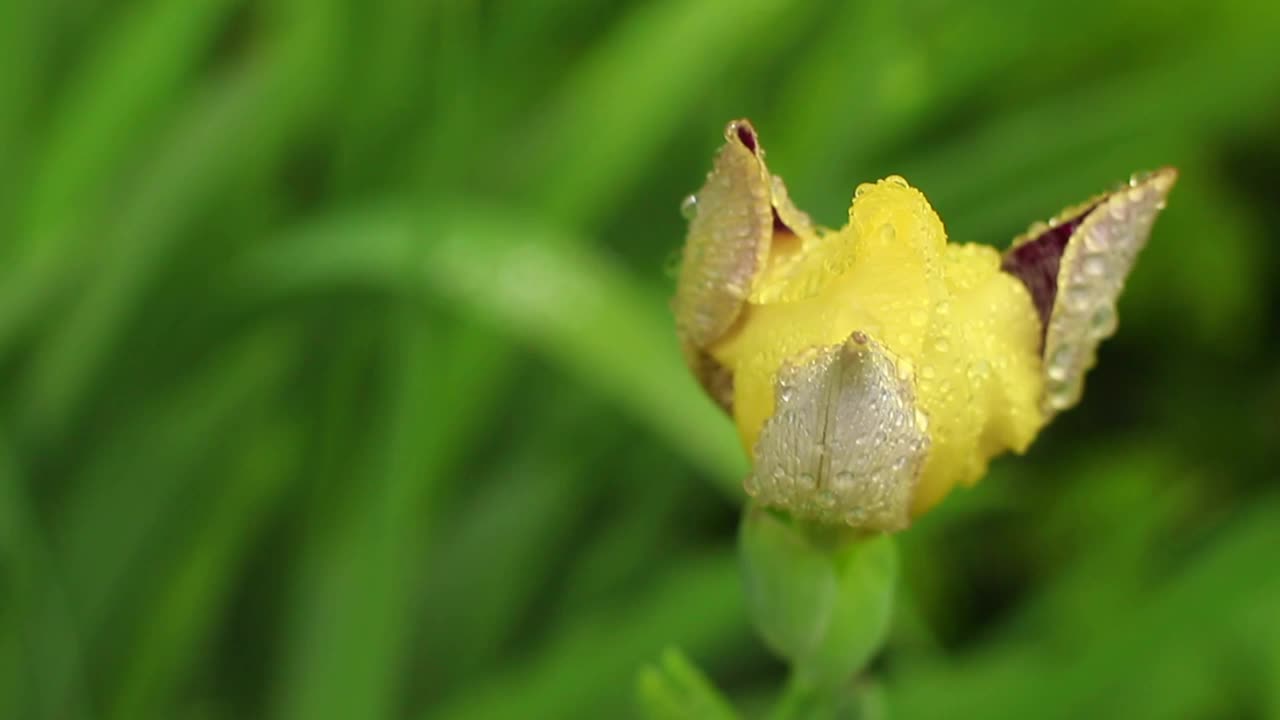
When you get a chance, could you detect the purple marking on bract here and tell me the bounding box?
[772,208,793,236]
[1000,204,1098,339]
[733,120,758,152]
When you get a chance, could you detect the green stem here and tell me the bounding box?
[769,672,832,720]
[740,505,898,719]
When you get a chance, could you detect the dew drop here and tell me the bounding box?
[1082,254,1107,278]
[844,508,868,526]
[897,358,915,380]
[1089,304,1117,337]
[921,365,936,380]
[1108,200,1128,221]
[743,474,760,495]
[1046,376,1078,410]
[679,194,699,220]
[933,338,951,353]
[778,382,796,404]
[884,175,909,188]
[796,473,817,493]
[879,223,896,244]
[818,490,837,509]
[909,310,928,327]
[1065,285,1092,312]
[1047,344,1073,381]
[1047,388,1075,411]
[1047,363,1068,382]
[1084,226,1110,251]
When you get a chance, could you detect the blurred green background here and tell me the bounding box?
[3,0,1279,718]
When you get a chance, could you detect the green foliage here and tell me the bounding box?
[2,1,1278,718]
[638,647,741,720]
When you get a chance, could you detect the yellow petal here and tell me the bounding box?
[711,176,1045,521]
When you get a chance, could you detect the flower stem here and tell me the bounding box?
[768,672,833,720]
[740,505,898,718]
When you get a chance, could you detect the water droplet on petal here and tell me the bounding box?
[884,175,909,188]
[1047,381,1077,410]
[1089,304,1117,337]
[1084,224,1110,251]
[1047,344,1073,379]
[680,194,698,220]
[1082,254,1107,278]
[1065,285,1092,312]
[778,383,795,403]
[1108,200,1128,221]
[897,358,915,380]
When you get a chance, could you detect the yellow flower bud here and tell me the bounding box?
[674,119,1176,530]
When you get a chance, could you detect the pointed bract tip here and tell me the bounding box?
[724,119,759,153]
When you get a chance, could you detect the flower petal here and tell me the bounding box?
[745,331,929,531]
[676,120,821,413]
[673,120,774,350]
[1002,168,1178,416]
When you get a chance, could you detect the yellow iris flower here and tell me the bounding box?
[674,120,1176,531]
